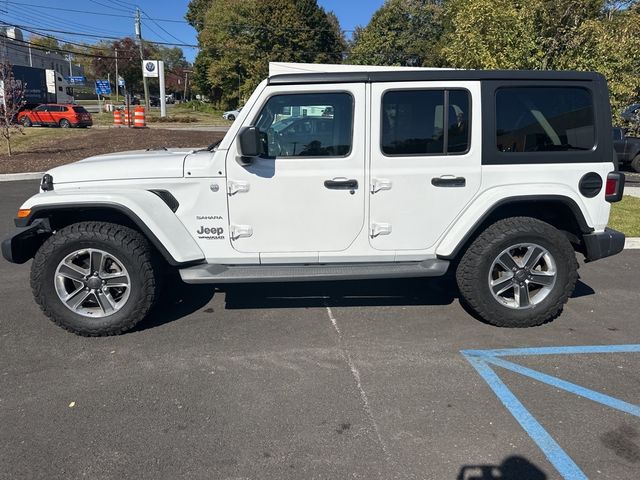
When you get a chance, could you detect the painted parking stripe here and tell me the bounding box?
[464,354,587,479]
[483,356,640,417]
[464,344,640,357]
[462,344,640,480]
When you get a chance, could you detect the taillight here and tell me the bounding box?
[605,172,625,203]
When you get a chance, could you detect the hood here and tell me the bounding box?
[47,148,194,184]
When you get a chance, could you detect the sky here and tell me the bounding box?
[4,0,386,63]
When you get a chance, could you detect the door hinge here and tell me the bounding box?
[230,224,253,240]
[370,223,392,238]
[227,180,250,195]
[371,178,392,194]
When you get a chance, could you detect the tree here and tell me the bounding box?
[28,35,61,52]
[441,0,640,117]
[186,0,214,31]
[191,0,346,108]
[0,63,25,156]
[88,39,190,95]
[349,0,445,66]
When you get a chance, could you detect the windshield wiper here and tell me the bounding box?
[207,139,223,151]
[193,139,223,153]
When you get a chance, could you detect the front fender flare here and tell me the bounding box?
[18,189,205,266]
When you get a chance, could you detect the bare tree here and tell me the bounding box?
[0,62,25,156]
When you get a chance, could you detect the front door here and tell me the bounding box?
[226,84,366,258]
[369,81,482,251]
[31,105,53,125]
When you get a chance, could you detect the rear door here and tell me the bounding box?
[369,81,481,251]
[49,105,64,125]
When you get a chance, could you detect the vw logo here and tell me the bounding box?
[145,62,156,72]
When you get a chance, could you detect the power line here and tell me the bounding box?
[140,8,188,45]
[12,24,199,48]
[5,1,135,20]
[87,0,131,14]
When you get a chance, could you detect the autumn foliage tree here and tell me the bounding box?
[188,0,346,108]
[0,63,25,156]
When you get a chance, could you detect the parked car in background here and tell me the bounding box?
[149,96,161,107]
[613,127,640,172]
[18,104,93,128]
[621,103,640,122]
[223,108,241,121]
[165,94,175,104]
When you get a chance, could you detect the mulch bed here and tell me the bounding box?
[0,128,224,174]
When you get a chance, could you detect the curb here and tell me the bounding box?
[625,238,640,249]
[0,172,43,182]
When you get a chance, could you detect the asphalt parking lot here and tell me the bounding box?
[1,180,638,480]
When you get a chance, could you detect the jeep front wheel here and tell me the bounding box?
[31,222,158,336]
[456,217,578,327]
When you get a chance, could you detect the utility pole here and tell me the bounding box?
[135,8,150,109]
[183,70,190,102]
[114,48,119,103]
[68,54,72,77]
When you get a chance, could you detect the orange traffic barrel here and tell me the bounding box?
[113,109,122,126]
[134,106,146,128]
[123,109,131,126]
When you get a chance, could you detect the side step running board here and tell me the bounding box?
[179,259,450,284]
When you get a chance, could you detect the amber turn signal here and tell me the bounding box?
[17,209,31,218]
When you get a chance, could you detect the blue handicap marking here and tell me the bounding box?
[461,344,640,480]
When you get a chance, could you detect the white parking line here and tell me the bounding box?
[324,301,390,461]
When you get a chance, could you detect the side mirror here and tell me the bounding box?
[237,126,262,165]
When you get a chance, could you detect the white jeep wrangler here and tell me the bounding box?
[2,64,626,336]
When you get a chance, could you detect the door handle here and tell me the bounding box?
[324,179,358,190]
[431,176,466,187]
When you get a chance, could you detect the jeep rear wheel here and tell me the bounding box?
[631,154,640,173]
[31,222,158,336]
[456,217,578,328]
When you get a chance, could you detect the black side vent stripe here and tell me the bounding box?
[149,190,180,212]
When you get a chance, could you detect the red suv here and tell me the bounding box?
[18,104,93,128]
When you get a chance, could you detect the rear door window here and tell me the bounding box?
[381,89,471,156]
[496,87,595,153]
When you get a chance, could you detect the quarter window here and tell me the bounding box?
[255,93,353,157]
[496,87,595,153]
[381,89,471,155]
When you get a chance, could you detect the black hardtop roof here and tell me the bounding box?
[268,69,605,85]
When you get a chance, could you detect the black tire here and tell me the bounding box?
[631,154,640,173]
[456,217,578,328]
[227,114,235,121]
[59,119,71,128]
[31,222,159,336]
[22,117,32,127]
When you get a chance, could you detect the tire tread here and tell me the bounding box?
[31,221,158,336]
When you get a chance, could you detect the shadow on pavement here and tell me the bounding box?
[457,455,547,479]
[571,279,595,299]
[131,274,595,331]
[222,276,458,310]
[134,282,216,332]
